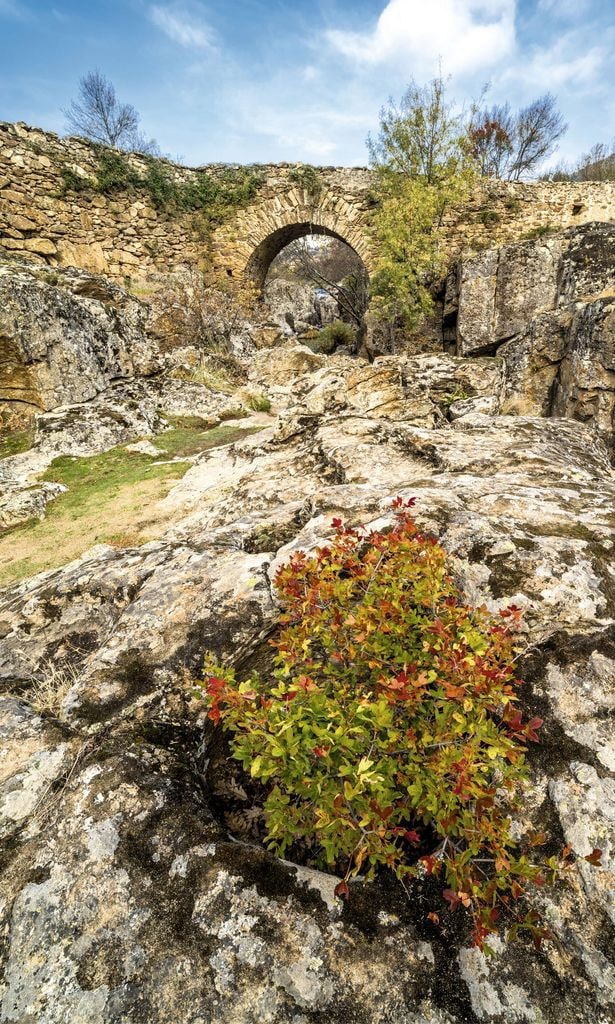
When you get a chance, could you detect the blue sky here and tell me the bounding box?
[1,0,613,167]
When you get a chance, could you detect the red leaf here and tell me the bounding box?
[370,801,394,821]
[331,517,343,529]
[206,676,227,695]
[529,831,547,847]
[443,889,460,910]
[334,880,350,900]
[525,717,543,742]
[404,829,421,845]
[584,848,603,866]
[505,709,524,731]
[421,855,437,875]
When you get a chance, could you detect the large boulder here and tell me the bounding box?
[451,223,615,358]
[552,297,615,436]
[263,278,339,333]
[0,260,160,415]
[449,225,615,439]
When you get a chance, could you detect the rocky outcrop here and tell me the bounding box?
[249,345,505,420]
[448,223,615,442]
[552,297,615,436]
[0,259,160,413]
[450,223,614,358]
[0,342,614,1022]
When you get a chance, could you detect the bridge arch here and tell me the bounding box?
[247,221,367,289]
[209,171,376,287]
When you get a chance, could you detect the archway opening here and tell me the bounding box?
[250,225,369,355]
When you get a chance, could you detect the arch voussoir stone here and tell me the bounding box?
[211,168,377,285]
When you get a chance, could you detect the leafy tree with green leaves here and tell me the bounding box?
[367,74,475,332]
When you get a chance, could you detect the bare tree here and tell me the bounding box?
[467,103,514,178]
[469,93,567,180]
[64,71,159,153]
[509,95,567,179]
[575,141,615,181]
[272,237,368,329]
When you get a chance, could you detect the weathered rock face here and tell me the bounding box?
[451,223,615,358]
[249,345,505,423]
[1,339,614,1022]
[552,297,615,436]
[0,259,160,413]
[263,278,339,334]
[449,223,615,443]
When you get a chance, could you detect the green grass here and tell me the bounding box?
[0,420,263,586]
[156,417,259,458]
[41,447,181,501]
[0,429,34,460]
[243,393,272,414]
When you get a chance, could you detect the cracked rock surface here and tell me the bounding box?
[1,339,614,1023]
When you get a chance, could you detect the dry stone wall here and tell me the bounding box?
[1,120,615,288]
[0,122,203,283]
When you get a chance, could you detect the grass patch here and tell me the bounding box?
[242,392,272,414]
[59,149,263,232]
[0,421,262,586]
[188,364,237,393]
[156,417,261,458]
[522,223,556,240]
[0,429,34,460]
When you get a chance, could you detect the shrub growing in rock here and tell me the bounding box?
[304,320,356,354]
[199,500,582,949]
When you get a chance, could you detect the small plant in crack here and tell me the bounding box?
[196,498,601,951]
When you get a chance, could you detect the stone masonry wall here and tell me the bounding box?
[1,120,614,288]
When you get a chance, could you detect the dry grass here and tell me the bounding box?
[500,397,541,416]
[237,389,272,413]
[189,364,237,393]
[0,472,180,586]
[29,661,81,716]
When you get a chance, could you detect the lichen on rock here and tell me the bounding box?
[0,205,614,1023]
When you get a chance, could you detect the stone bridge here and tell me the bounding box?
[0,124,377,286]
[1,122,615,288]
[208,165,376,285]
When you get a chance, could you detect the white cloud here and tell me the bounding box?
[150,3,215,50]
[217,76,377,164]
[326,0,516,76]
[500,35,608,91]
[302,65,320,83]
